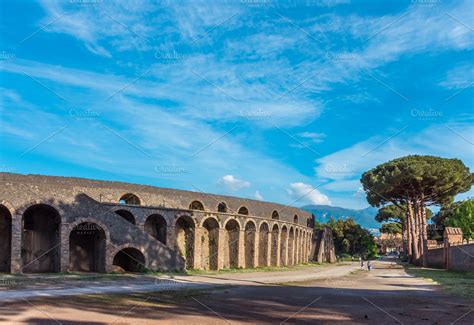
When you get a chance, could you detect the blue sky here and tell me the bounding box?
[0,0,473,210]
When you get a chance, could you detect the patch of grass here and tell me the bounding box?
[181,262,329,275]
[405,266,474,301]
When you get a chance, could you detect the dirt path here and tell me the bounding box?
[0,261,472,324]
[0,263,357,302]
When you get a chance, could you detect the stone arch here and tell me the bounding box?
[199,215,221,228]
[119,193,141,205]
[217,202,227,213]
[69,222,106,272]
[244,220,257,268]
[115,209,136,225]
[113,247,146,272]
[238,206,249,215]
[258,222,270,267]
[271,210,279,220]
[175,215,195,269]
[22,204,61,273]
[189,200,204,211]
[224,219,240,269]
[299,230,304,264]
[296,228,300,264]
[271,224,279,266]
[201,217,219,270]
[280,225,288,266]
[144,214,167,245]
[0,204,12,272]
[288,227,295,266]
[293,215,298,224]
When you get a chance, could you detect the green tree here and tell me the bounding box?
[325,217,377,259]
[438,199,474,241]
[361,155,472,266]
[381,222,402,234]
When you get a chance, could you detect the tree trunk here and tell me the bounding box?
[406,209,412,263]
[408,202,419,265]
[402,220,407,260]
[420,196,428,267]
[414,199,423,266]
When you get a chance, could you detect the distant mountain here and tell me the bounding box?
[301,205,380,232]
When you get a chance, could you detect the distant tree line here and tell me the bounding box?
[315,217,377,259]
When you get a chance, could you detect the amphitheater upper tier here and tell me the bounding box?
[0,173,315,274]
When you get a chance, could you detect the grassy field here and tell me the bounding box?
[406,266,474,301]
[182,262,328,275]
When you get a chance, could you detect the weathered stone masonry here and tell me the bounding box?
[0,173,316,273]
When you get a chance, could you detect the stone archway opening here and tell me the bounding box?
[175,216,195,269]
[217,202,227,213]
[271,224,279,266]
[224,219,240,269]
[288,228,295,266]
[280,226,288,266]
[115,209,136,225]
[145,214,167,245]
[258,223,270,267]
[244,221,256,268]
[272,211,279,220]
[69,222,106,272]
[22,204,61,273]
[119,193,141,205]
[113,247,145,272]
[189,200,204,211]
[0,205,12,273]
[238,206,249,215]
[294,215,298,224]
[201,218,219,270]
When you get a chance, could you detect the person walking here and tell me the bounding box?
[367,260,372,271]
[360,258,364,268]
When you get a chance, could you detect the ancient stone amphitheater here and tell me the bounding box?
[0,173,317,274]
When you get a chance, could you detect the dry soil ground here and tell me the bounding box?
[0,260,472,324]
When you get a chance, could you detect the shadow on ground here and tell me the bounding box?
[1,278,472,324]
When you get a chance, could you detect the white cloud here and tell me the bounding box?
[288,182,331,205]
[298,132,326,144]
[439,63,474,89]
[314,123,474,208]
[218,175,251,192]
[255,190,263,200]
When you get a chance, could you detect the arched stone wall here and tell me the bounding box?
[112,245,147,272]
[0,173,316,274]
[64,217,111,273]
[244,220,257,268]
[258,222,270,267]
[271,224,279,266]
[175,215,196,269]
[0,204,12,273]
